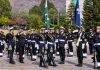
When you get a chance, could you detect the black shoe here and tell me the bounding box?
[95,66,100,69]
[39,65,43,67]
[31,59,36,61]
[44,65,48,68]
[75,64,82,67]
[9,61,15,64]
[49,63,53,66]
[19,60,24,63]
[53,64,57,67]
[83,56,87,58]
[62,62,65,64]
[67,55,73,57]
[59,61,64,64]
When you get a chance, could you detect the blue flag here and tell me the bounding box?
[74,0,81,27]
[45,0,50,29]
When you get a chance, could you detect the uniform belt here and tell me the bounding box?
[79,39,82,42]
[59,39,65,42]
[95,43,100,46]
[48,42,54,44]
[68,40,73,42]
[40,41,45,43]
[31,40,35,42]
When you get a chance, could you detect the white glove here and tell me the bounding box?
[55,39,58,43]
[53,54,55,57]
[65,44,68,49]
[36,43,39,49]
[45,44,48,50]
[82,44,85,49]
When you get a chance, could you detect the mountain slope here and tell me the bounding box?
[9,0,66,16]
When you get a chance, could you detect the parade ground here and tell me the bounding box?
[0,47,97,70]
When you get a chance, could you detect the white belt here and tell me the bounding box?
[40,41,45,43]
[31,40,35,42]
[79,39,82,41]
[59,39,65,42]
[95,43,100,45]
[68,40,73,42]
[48,42,54,44]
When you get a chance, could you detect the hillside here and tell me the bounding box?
[9,0,66,16]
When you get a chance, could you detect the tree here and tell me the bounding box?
[0,0,12,18]
[66,0,76,31]
[0,17,10,25]
[29,0,57,28]
[29,6,42,16]
[39,0,56,13]
[83,0,93,32]
[93,0,100,27]
[49,8,57,24]
[28,15,44,30]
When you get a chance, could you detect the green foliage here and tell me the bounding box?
[39,0,56,13]
[28,15,44,29]
[83,0,100,32]
[19,14,44,30]
[93,0,100,26]
[49,8,57,24]
[83,0,93,32]
[29,0,57,28]
[0,0,12,18]
[66,0,76,31]
[0,17,10,25]
[29,6,42,16]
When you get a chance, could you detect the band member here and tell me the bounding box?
[75,27,85,67]
[46,28,57,66]
[88,29,94,54]
[6,30,15,64]
[58,27,67,64]
[15,32,20,55]
[82,29,87,58]
[67,29,74,57]
[30,29,37,61]
[93,26,100,69]
[25,30,31,56]
[0,31,5,57]
[18,31,26,63]
[38,28,48,68]
[55,29,59,55]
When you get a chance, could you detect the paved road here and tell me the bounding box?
[0,49,97,70]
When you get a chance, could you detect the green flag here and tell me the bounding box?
[45,0,50,29]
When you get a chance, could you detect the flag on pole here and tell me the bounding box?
[74,0,81,27]
[45,0,50,29]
